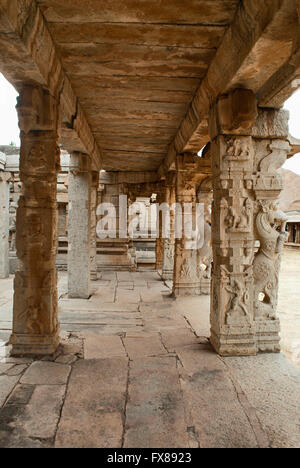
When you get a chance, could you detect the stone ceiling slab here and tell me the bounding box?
[37,0,240,25]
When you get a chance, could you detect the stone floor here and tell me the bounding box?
[0,250,299,448]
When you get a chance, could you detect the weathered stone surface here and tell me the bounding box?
[0,375,19,407]
[124,356,189,448]
[223,353,300,448]
[5,365,28,377]
[177,345,260,448]
[55,358,128,448]
[21,362,71,386]
[83,333,126,359]
[19,385,65,440]
[6,384,35,406]
[123,334,167,359]
[0,364,15,375]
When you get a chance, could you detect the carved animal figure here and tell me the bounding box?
[197,221,212,279]
[253,202,287,319]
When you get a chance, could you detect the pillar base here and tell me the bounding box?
[210,328,257,357]
[10,330,60,356]
[162,270,173,281]
[68,292,90,299]
[255,320,281,353]
[200,278,211,295]
[90,271,98,281]
[173,282,201,297]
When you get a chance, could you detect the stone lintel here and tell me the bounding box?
[209,89,258,140]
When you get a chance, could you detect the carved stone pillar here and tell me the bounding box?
[90,171,99,281]
[173,156,201,297]
[10,86,60,356]
[209,89,290,356]
[0,171,11,279]
[68,153,92,299]
[209,89,258,356]
[162,174,176,281]
[252,108,290,352]
[197,179,213,295]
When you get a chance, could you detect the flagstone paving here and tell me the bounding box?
[0,251,299,448]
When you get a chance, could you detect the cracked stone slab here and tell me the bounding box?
[222,353,300,448]
[5,365,28,376]
[0,375,20,407]
[6,384,35,406]
[83,333,126,359]
[55,358,128,448]
[177,345,260,448]
[124,356,189,448]
[0,363,15,375]
[21,362,71,386]
[18,385,66,440]
[115,289,141,304]
[160,328,203,353]
[123,334,168,359]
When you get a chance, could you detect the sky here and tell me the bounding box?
[0,72,299,172]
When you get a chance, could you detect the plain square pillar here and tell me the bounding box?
[0,170,11,279]
[68,153,92,299]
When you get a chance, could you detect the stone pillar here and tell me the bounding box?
[197,179,213,295]
[97,179,136,271]
[10,86,60,356]
[252,108,290,352]
[155,200,164,271]
[90,171,99,281]
[68,153,92,299]
[0,170,11,279]
[209,89,290,356]
[162,175,176,281]
[209,89,258,356]
[173,155,200,297]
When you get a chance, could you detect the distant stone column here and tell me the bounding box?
[68,153,92,299]
[155,191,165,271]
[90,171,99,281]
[173,156,201,297]
[0,170,11,279]
[10,85,60,356]
[197,178,213,295]
[162,174,176,281]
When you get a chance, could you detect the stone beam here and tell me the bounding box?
[258,1,300,108]
[99,171,159,185]
[158,0,297,178]
[0,0,102,171]
[288,134,300,157]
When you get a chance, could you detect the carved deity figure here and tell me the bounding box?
[225,277,249,324]
[253,201,288,319]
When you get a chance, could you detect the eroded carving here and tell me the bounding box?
[253,201,287,320]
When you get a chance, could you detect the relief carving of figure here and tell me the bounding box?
[226,138,251,160]
[26,297,45,336]
[225,277,250,324]
[253,201,288,319]
[197,221,212,280]
[225,199,252,233]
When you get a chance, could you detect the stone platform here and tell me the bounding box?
[0,254,299,448]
